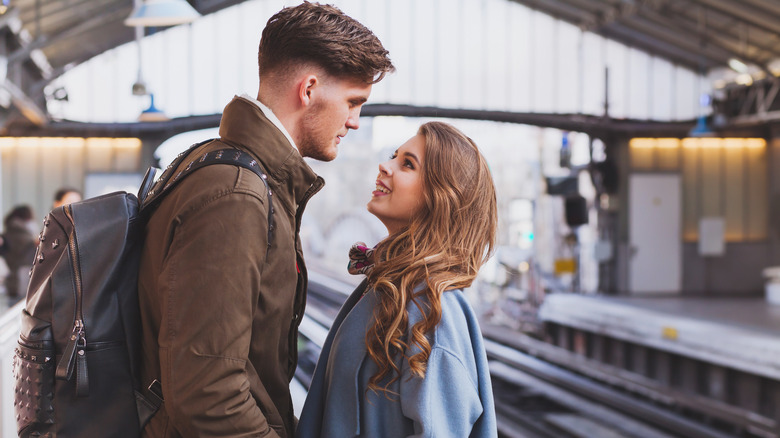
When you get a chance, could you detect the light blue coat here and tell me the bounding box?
[296,280,497,438]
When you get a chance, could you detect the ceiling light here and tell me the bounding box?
[125,0,201,27]
[735,73,753,86]
[728,58,748,74]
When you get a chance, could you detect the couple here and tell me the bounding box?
[138,2,498,437]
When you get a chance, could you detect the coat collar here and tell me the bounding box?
[218,96,323,207]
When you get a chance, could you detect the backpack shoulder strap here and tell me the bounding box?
[140,143,275,246]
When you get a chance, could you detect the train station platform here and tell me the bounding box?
[538,293,780,381]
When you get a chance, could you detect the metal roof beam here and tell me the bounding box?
[507,0,721,70]
[2,78,46,125]
[618,15,733,64]
[2,105,697,139]
[685,0,780,36]
[598,23,721,70]
[8,3,128,65]
[506,0,597,27]
[628,9,776,70]
[17,0,112,24]
[643,6,780,60]
[738,0,780,19]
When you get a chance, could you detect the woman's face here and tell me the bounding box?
[367,134,426,234]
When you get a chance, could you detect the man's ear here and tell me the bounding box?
[298,74,318,107]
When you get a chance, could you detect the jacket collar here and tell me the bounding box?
[218,95,323,206]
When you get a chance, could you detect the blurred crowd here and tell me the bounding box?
[0,188,81,302]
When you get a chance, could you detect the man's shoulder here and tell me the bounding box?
[154,144,269,220]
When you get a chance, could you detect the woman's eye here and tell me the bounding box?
[404,159,414,169]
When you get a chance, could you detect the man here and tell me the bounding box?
[137,3,393,437]
[52,187,82,209]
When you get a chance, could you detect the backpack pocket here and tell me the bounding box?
[14,338,56,437]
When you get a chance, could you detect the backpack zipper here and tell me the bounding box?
[55,205,88,396]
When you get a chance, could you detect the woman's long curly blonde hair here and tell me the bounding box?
[365,121,497,395]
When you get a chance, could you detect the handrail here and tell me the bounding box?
[0,299,24,438]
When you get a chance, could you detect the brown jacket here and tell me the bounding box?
[138,96,324,438]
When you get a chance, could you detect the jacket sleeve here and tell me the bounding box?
[156,190,279,437]
[400,347,484,438]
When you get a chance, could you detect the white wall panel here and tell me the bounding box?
[214,7,244,107]
[675,67,698,119]
[142,31,168,112]
[238,1,266,97]
[581,32,605,116]
[651,57,673,120]
[459,0,485,109]
[531,12,556,114]
[385,0,413,105]
[163,26,191,118]
[411,0,437,106]
[556,21,580,114]
[628,48,650,119]
[507,4,532,113]
[605,39,628,118]
[485,0,510,110]
[189,14,219,115]
[434,0,461,108]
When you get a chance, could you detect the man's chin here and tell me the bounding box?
[319,144,339,161]
[306,149,338,162]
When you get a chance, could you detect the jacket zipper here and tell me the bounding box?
[288,177,324,378]
[55,205,88,394]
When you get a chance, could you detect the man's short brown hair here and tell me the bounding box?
[258,1,394,84]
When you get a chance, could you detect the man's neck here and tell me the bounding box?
[244,93,298,151]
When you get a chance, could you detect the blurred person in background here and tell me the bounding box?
[1,205,37,299]
[52,187,82,209]
[297,122,498,437]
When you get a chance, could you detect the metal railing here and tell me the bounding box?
[0,300,24,438]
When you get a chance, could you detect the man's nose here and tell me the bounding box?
[346,107,361,130]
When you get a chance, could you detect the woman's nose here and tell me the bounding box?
[378,161,392,175]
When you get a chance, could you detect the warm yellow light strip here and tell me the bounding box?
[632,137,766,149]
[744,138,766,149]
[0,137,141,149]
[656,138,680,149]
[113,138,142,149]
[629,138,659,149]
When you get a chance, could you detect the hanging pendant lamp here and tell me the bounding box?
[125,0,201,27]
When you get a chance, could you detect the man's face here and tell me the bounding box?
[297,76,372,161]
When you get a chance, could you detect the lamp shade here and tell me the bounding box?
[138,94,169,122]
[125,0,201,27]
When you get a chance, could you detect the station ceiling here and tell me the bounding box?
[2,0,780,134]
[508,0,780,73]
[11,0,243,71]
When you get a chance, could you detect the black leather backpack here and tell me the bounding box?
[13,142,274,437]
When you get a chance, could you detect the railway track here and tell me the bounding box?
[299,272,745,437]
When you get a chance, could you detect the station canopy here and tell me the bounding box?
[1,0,779,130]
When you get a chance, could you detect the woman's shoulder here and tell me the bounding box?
[406,288,483,352]
[442,289,482,331]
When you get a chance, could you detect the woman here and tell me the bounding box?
[297,122,498,437]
